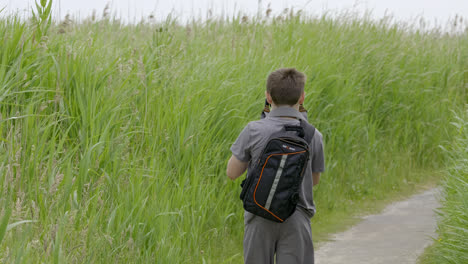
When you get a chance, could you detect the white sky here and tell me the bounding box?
[1,0,468,27]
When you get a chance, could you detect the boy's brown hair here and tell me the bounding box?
[267,68,306,106]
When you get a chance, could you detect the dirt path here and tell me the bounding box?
[315,188,441,264]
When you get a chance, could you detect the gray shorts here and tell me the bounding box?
[243,208,314,264]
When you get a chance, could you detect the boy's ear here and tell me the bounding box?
[298,92,305,105]
[265,91,273,105]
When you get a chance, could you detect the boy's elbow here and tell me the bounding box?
[312,172,321,186]
[227,169,236,181]
[313,179,319,186]
[226,155,248,181]
[226,163,239,180]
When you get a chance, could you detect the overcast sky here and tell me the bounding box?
[1,0,468,27]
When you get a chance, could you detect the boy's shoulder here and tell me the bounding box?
[245,118,323,145]
[242,118,280,136]
[245,118,272,128]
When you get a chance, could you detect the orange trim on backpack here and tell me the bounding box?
[253,150,307,222]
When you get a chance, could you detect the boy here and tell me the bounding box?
[226,68,325,264]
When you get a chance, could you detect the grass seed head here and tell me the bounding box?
[103,3,110,19]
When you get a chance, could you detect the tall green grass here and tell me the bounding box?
[421,109,468,264]
[0,5,467,262]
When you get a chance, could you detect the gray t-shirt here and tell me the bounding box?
[230,106,325,218]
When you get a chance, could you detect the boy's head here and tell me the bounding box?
[266,68,306,106]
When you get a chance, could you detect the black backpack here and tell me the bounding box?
[240,109,315,223]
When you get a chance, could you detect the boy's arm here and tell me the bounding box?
[312,172,320,186]
[311,130,325,186]
[227,155,248,180]
[228,123,251,180]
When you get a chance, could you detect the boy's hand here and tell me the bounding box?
[227,155,248,180]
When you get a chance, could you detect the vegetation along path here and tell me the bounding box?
[315,188,441,264]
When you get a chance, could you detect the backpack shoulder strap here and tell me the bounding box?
[300,119,316,144]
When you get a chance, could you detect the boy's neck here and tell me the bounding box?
[270,103,300,112]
